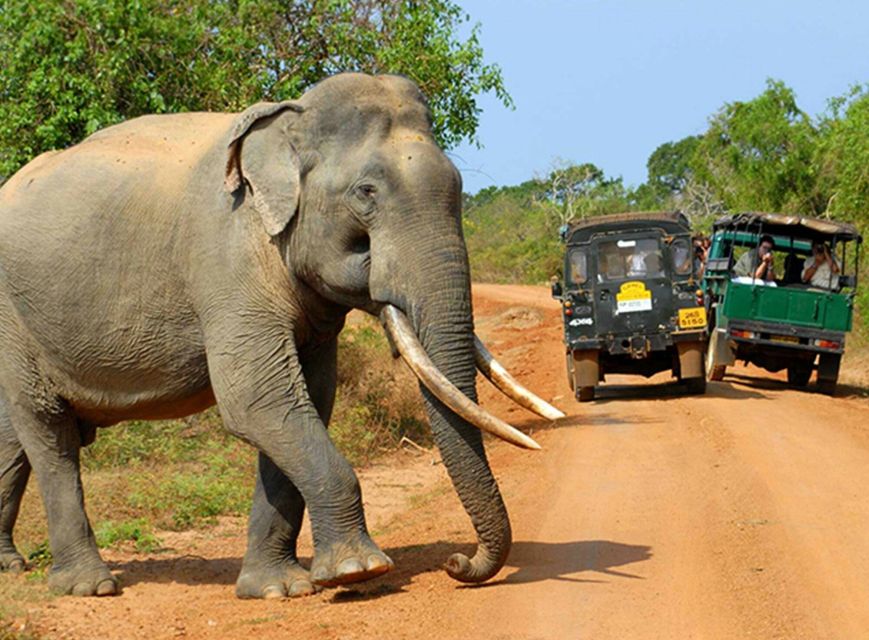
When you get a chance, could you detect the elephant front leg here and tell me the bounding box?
[208,337,392,591]
[0,397,30,574]
[5,396,116,596]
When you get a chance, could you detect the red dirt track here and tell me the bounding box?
[8,284,869,639]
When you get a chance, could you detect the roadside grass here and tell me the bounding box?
[331,317,429,465]
[2,313,429,615]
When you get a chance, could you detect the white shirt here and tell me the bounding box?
[801,255,840,289]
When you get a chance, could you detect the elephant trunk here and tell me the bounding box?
[404,259,512,583]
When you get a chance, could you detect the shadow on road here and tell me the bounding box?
[110,555,241,588]
[836,381,869,398]
[593,380,766,403]
[496,539,652,585]
[721,371,869,399]
[108,539,652,600]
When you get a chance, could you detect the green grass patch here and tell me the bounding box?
[94,519,161,553]
[128,468,252,531]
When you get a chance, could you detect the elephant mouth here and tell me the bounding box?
[380,304,564,450]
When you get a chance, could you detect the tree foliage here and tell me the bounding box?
[816,85,869,217]
[0,0,511,177]
[690,79,822,215]
[645,135,700,200]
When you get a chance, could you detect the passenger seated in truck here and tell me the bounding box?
[734,234,776,282]
[801,241,840,289]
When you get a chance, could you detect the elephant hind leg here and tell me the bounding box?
[4,387,116,596]
[236,337,338,599]
[236,452,317,599]
[0,394,30,573]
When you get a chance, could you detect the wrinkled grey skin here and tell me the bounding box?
[0,73,510,597]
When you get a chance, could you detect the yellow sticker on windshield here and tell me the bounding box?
[616,281,652,313]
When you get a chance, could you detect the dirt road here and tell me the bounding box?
[11,284,869,639]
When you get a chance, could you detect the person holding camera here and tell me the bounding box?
[735,234,776,282]
[801,241,840,289]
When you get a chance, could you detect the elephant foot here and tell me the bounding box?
[310,537,393,588]
[48,562,118,596]
[236,561,319,599]
[0,548,25,574]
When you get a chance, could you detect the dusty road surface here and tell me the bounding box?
[6,284,869,639]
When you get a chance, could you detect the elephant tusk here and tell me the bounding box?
[381,305,541,451]
[473,335,566,421]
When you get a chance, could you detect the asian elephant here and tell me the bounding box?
[0,73,561,598]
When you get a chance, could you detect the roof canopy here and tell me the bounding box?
[565,211,691,243]
[712,212,862,242]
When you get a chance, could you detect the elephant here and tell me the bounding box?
[0,72,562,598]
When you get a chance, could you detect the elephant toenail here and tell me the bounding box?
[366,554,392,571]
[96,579,117,596]
[336,558,364,577]
[310,567,331,584]
[8,559,25,574]
[288,580,316,598]
[262,585,285,600]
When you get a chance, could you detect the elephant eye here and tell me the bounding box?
[345,182,378,219]
[356,184,377,198]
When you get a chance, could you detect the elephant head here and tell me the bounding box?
[222,73,561,583]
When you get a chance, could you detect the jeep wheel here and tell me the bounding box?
[787,365,812,387]
[817,353,841,396]
[571,350,599,403]
[705,338,726,382]
[682,376,707,395]
[565,352,576,393]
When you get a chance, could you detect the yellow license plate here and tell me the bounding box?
[771,335,799,344]
[678,307,707,329]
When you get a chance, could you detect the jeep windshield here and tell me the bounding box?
[595,237,664,282]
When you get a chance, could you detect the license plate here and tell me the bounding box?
[678,307,707,329]
[771,335,799,344]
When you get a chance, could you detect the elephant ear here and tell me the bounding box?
[224,101,305,237]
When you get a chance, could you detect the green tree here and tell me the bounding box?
[645,135,700,201]
[691,79,823,214]
[816,85,869,223]
[536,160,631,225]
[0,0,510,178]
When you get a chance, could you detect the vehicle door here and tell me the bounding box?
[591,234,673,336]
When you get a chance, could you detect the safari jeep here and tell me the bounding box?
[703,212,862,395]
[552,212,708,401]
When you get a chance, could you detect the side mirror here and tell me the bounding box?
[551,279,563,299]
[839,274,856,289]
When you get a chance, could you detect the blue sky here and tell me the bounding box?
[451,0,869,194]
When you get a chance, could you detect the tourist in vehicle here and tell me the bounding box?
[692,236,709,278]
[599,245,625,280]
[801,241,840,289]
[734,234,776,281]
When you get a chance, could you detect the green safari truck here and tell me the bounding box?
[703,212,862,395]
